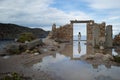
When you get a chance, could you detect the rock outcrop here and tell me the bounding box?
[113,33,120,46]
[27,39,43,50]
[5,39,43,54]
[80,53,120,67]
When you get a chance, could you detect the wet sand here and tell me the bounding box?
[0,51,55,79]
[0,39,65,80]
[0,39,120,80]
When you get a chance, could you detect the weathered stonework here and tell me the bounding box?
[89,22,106,48]
[105,25,113,47]
[52,23,56,32]
[86,21,112,48]
[92,23,101,47]
[87,22,93,44]
[50,24,73,42]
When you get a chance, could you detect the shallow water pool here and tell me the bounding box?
[32,41,120,80]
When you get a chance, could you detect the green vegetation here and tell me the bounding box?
[6,44,27,54]
[7,44,21,54]
[1,72,22,80]
[17,32,35,43]
[0,72,32,80]
[113,56,120,63]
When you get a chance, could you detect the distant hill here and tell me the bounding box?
[0,23,49,40]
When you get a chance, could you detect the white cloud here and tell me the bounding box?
[85,0,120,9]
[112,25,120,35]
[0,0,90,27]
[108,16,120,20]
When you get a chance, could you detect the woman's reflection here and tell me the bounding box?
[78,32,81,53]
[78,32,81,43]
[78,42,81,53]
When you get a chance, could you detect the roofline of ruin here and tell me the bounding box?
[70,20,94,23]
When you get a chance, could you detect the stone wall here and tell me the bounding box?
[90,22,112,48]
[87,21,94,44]
[91,22,106,47]
[50,24,73,42]
[92,23,101,47]
[105,25,113,47]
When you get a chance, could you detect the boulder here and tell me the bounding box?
[6,43,27,54]
[5,39,43,54]
[82,53,114,62]
[103,54,113,61]
[27,39,43,50]
[84,55,94,60]
[94,53,104,59]
[6,43,20,54]
[43,38,58,46]
[34,52,39,55]
[19,43,27,52]
[113,33,120,46]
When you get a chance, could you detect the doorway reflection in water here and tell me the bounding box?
[73,41,86,58]
[32,41,120,80]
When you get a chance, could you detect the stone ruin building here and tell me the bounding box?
[49,20,113,49]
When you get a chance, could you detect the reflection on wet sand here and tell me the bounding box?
[86,43,112,55]
[60,41,116,59]
[59,43,73,59]
[32,41,120,80]
[60,41,85,60]
[59,41,120,67]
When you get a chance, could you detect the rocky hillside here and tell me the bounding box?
[0,23,49,40]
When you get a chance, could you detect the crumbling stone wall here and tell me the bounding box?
[105,25,113,47]
[87,21,94,44]
[91,22,106,47]
[89,22,112,48]
[50,24,73,42]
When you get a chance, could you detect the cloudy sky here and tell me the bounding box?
[0,0,120,35]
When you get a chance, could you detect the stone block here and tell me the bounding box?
[27,39,43,50]
[105,25,113,47]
